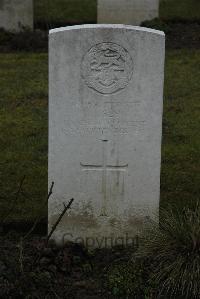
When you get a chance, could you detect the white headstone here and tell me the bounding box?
[49,24,165,248]
[0,0,33,32]
[98,0,159,25]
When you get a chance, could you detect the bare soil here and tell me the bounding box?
[0,231,133,299]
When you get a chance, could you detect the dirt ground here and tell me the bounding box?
[0,231,135,299]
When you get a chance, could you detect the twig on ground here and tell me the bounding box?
[50,286,62,299]
[23,182,54,240]
[47,198,74,243]
[19,237,24,273]
[3,175,26,223]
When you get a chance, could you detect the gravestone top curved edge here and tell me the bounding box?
[49,24,165,37]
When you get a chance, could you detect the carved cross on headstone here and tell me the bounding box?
[80,140,128,216]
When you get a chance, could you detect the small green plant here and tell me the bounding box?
[107,259,154,298]
[139,204,200,299]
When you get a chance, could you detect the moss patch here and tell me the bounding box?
[161,49,200,210]
[34,0,97,28]
[160,0,200,21]
[0,53,48,221]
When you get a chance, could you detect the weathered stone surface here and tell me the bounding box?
[48,24,165,248]
[0,0,33,32]
[98,0,159,25]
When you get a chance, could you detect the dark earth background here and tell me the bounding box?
[0,21,200,53]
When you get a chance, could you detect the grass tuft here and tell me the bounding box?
[139,204,200,298]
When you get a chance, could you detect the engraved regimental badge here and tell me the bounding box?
[81,43,133,95]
